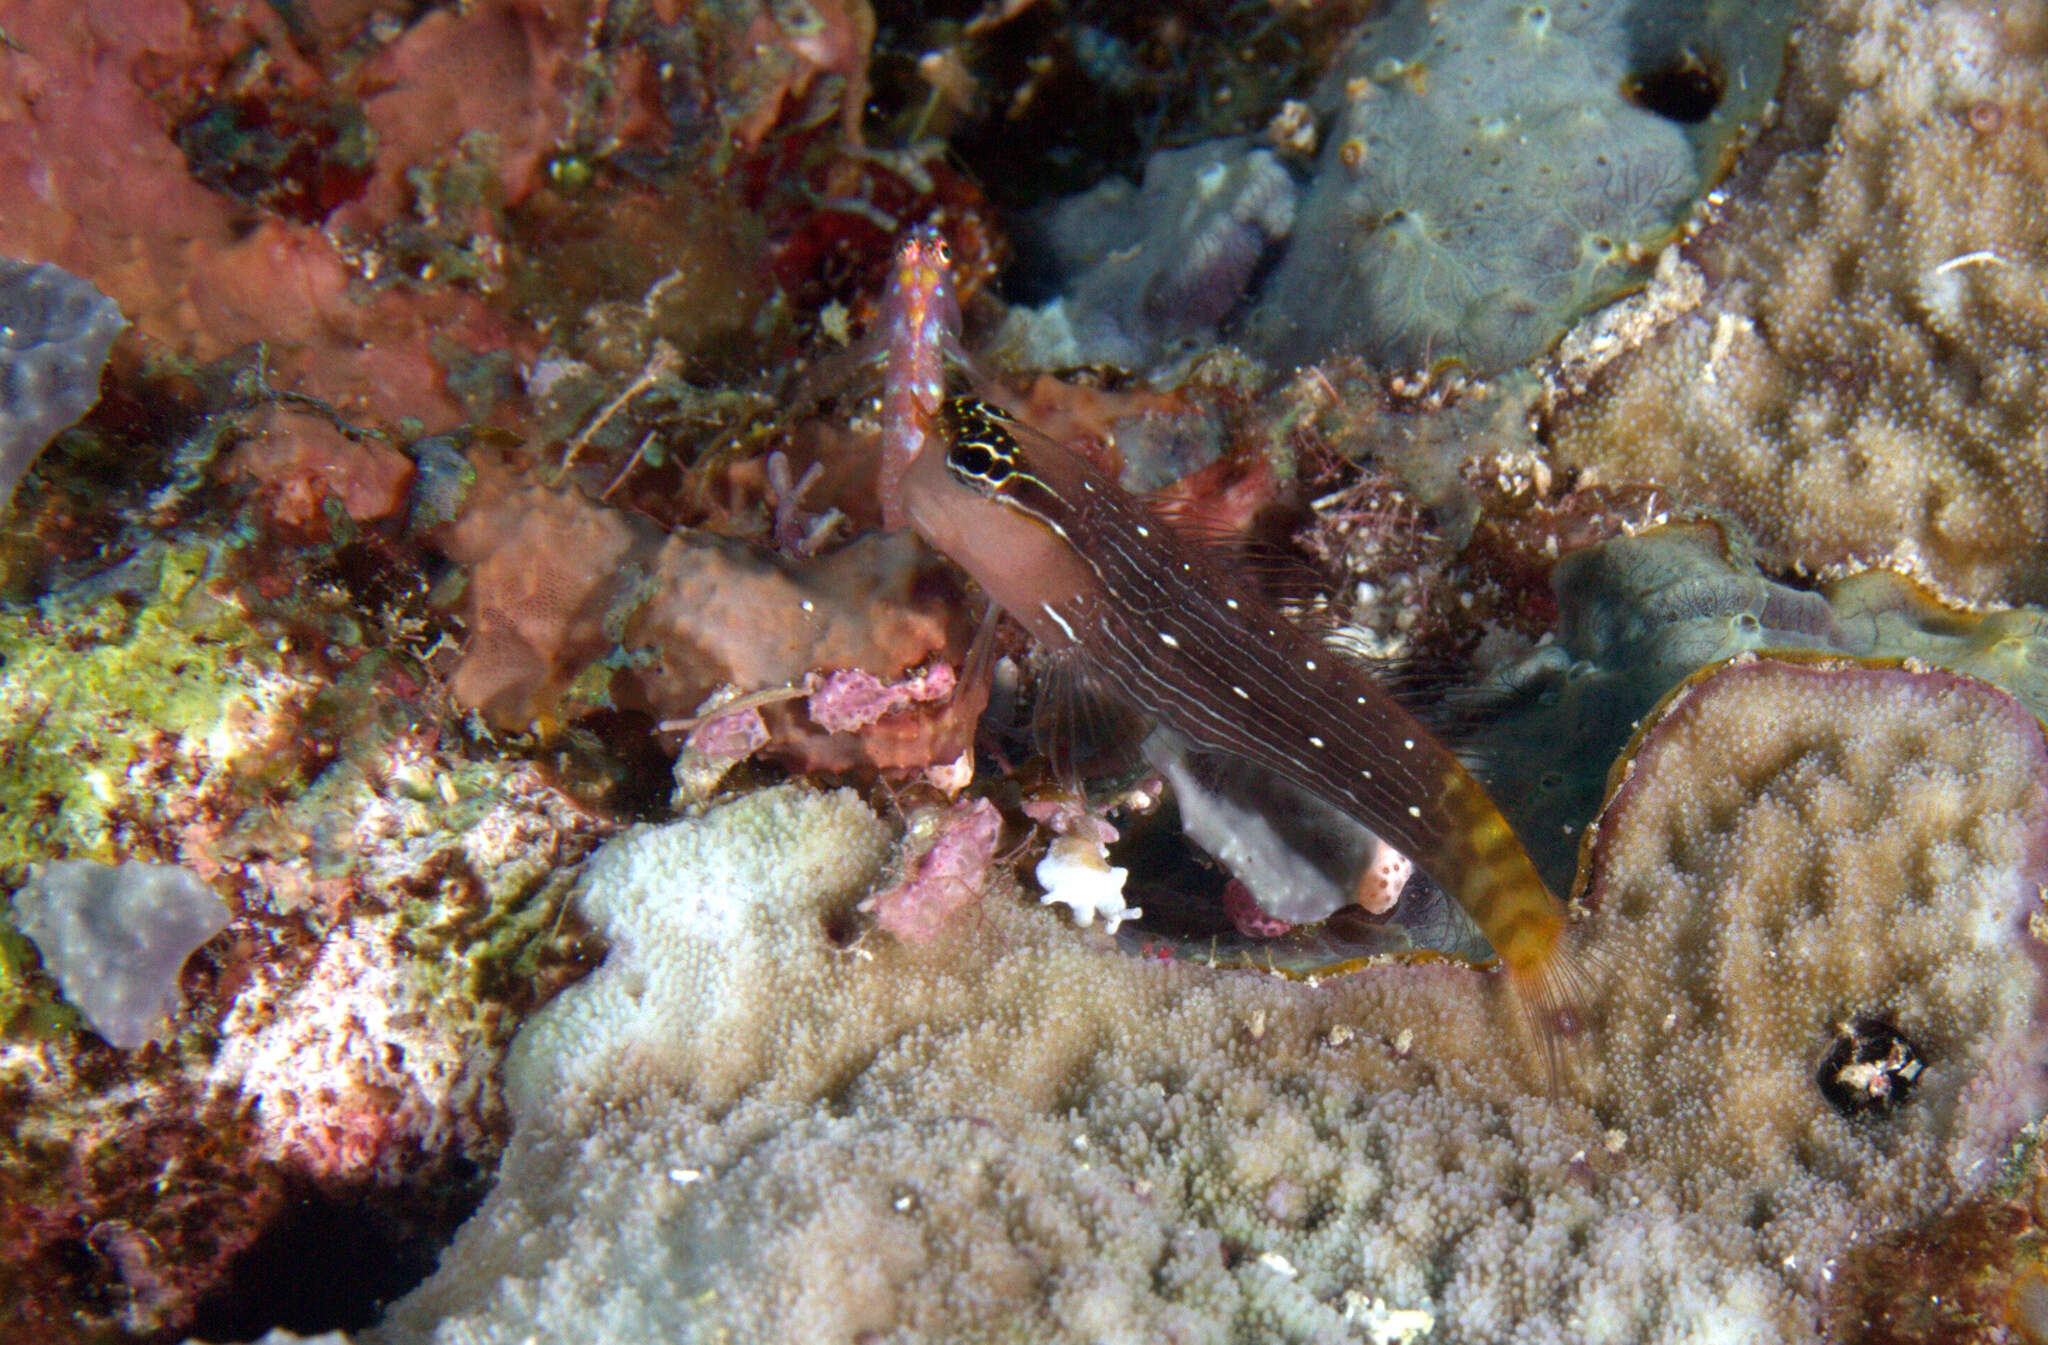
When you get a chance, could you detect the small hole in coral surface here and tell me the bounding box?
[1816,1017,1924,1119]
[821,908,863,949]
[1968,100,2005,136]
[1624,49,1725,125]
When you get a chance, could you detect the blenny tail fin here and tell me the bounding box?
[1507,918,1601,1100]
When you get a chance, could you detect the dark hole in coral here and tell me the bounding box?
[822,906,864,949]
[870,0,1351,214]
[1624,49,1725,125]
[185,1164,490,1339]
[500,708,676,820]
[313,540,419,620]
[1816,1016,1924,1119]
[575,708,683,819]
[46,1234,119,1314]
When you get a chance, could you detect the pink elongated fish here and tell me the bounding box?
[874,225,963,531]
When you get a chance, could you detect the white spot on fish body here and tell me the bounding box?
[1407,806,1422,818]
[1159,633,1181,649]
[1309,735,1325,748]
[1225,598,1240,610]
[1403,739,1414,750]
[1136,525,1151,537]
[1233,686,1250,699]
[1305,660,1318,671]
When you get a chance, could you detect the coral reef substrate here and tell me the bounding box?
[368,692,2048,1345]
[1548,0,2048,604]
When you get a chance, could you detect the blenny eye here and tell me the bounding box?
[954,441,1007,480]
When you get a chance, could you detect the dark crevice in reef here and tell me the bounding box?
[1624,49,1727,126]
[184,1162,490,1341]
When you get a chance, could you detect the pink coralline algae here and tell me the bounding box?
[685,704,773,761]
[1222,878,1294,940]
[806,663,957,733]
[1019,794,1124,848]
[861,798,1003,944]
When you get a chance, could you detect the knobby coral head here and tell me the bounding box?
[1573,656,2048,1196]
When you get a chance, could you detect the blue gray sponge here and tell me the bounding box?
[0,257,125,511]
[11,860,231,1049]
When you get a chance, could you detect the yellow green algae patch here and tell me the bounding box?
[0,542,313,872]
[370,695,2048,1345]
[0,607,609,1337]
[0,541,314,1035]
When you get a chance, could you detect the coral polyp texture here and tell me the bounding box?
[363,703,2048,1345]
[1244,0,1793,374]
[0,257,123,510]
[1548,0,2048,603]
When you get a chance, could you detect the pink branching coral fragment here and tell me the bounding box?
[685,706,771,761]
[807,662,956,732]
[862,798,1001,943]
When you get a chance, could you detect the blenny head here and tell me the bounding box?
[939,397,1022,491]
[900,396,1100,655]
[889,226,958,331]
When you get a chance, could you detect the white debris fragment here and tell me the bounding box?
[1341,1291,1436,1344]
[1034,835,1140,933]
[1255,1251,1298,1279]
